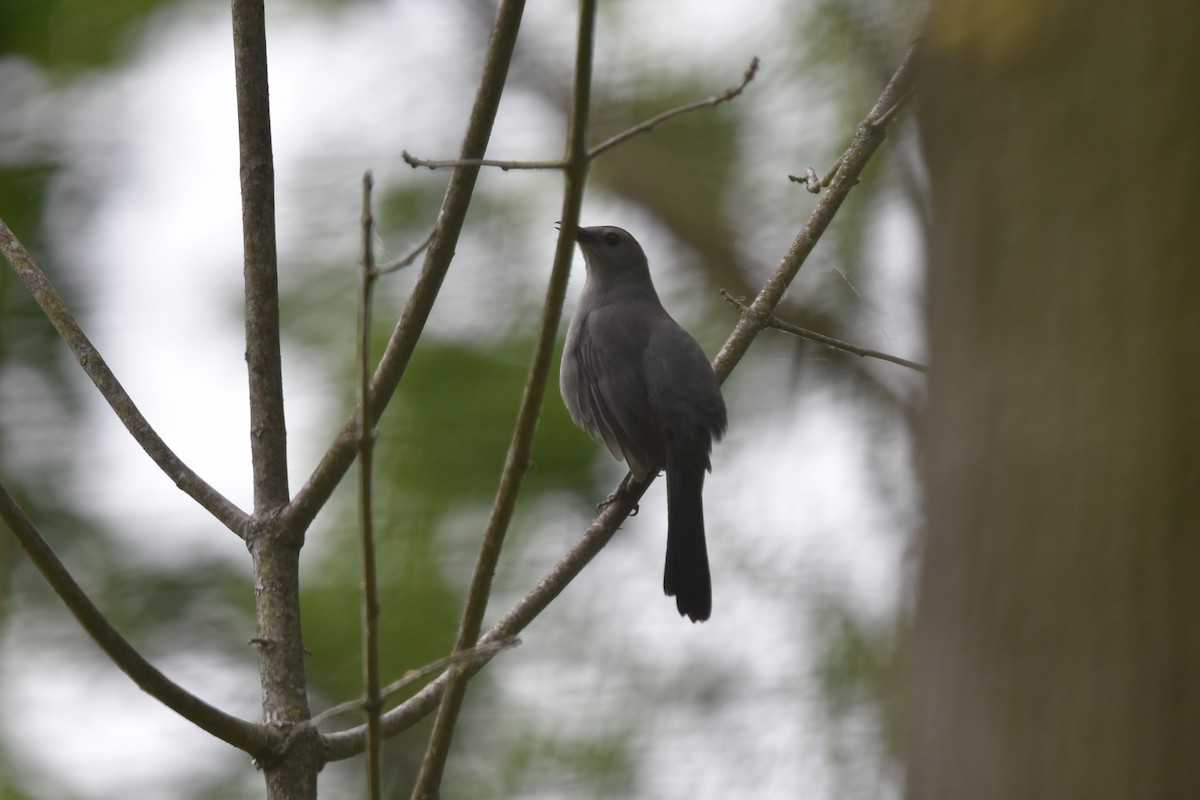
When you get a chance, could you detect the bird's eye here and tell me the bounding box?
[604,232,620,246]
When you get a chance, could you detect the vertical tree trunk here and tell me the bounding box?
[910,2,1200,798]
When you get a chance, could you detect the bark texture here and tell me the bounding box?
[910,2,1200,798]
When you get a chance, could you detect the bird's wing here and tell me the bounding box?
[569,308,665,477]
[643,319,728,451]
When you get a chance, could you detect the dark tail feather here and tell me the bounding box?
[663,450,712,622]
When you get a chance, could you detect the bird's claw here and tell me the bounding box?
[596,492,639,516]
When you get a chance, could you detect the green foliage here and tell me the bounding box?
[490,723,636,799]
[592,82,743,290]
[1,0,172,72]
[813,598,902,760]
[0,167,66,381]
[298,336,598,706]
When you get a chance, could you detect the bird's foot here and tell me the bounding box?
[595,492,639,516]
[596,476,640,516]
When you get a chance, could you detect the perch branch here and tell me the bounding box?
[409,0,599,795]
[321,482,645,762]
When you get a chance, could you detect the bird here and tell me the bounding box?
[560,225,727,622]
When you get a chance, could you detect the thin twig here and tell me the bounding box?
[400,56,760,174]
[307,638,519,732]
[790,152,848,192]
[0,220,250,537]
[0,479,272,756]
[321,484,644,762]
[720,290,928,372]
[402,150,564,171]
[409,1,598,796]
[867,83,916,128]
[356,172,384,800]
[790,52,918,193]
[713,39,922,383]
[375,228,436,275]
[586,56,760,160]
[283,0,529,537]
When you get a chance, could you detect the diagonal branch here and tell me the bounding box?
[284,0,529,536]
[321,484,645,762]
[408,0,599,795]
[586,56,759,160]
[712,40,922,383]
[374,228,434,275]
[320,40,922,764]
[0,479,271,755]
[400,56,759,173]
[306,637,518,733]
[720,290,928,372]
[0,219,250,537]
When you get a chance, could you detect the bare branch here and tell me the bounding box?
[0,219,250,537]
[721,290,928,372]
[791,45,920,194]
[400,56,759,174]
[402,149,563,171]
[586,56,760,160]
[374,228,435,275]
[233,0,290,516]
[306,638,519,732]
[355,172,384,800]
[409,1,599,795]
[321,483,645,763]
[0,480,271,755]
[713,39,922,383]
[231,4,318,796]
[285,0,529,536]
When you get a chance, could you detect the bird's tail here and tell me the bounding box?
[664,448,712,622]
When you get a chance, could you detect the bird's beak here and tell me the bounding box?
[555,221,595,245]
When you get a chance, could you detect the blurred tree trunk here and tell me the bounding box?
[909,2,1200,799]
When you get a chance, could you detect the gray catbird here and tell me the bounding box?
[560,225,727,622]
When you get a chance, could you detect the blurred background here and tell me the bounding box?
[0,0,925,797]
